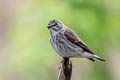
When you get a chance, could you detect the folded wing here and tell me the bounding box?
[64,28,94,55]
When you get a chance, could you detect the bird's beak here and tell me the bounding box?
[47,25,51,29]
[47,24,54,29]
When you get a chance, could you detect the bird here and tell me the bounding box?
[47,19,105,62]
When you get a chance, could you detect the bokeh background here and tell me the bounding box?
[0,0,120,80]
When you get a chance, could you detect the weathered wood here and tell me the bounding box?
[58,58,72,80]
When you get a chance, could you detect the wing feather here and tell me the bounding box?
[64,28,94,54]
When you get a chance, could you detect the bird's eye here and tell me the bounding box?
[53,22,58,26]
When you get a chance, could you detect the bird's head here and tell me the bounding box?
[47,19,63,33]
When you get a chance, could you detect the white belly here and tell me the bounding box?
[50,35,83,58]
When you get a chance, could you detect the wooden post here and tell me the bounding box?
[57,58,72,80]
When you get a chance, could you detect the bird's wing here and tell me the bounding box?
[64,28,94,54]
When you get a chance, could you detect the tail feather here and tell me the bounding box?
[82,52,105,61]
[94,55,105,61]
[87,58,96,62]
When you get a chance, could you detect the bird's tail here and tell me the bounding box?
[93,55,105,61]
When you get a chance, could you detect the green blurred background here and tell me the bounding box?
[0,0,120,80]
